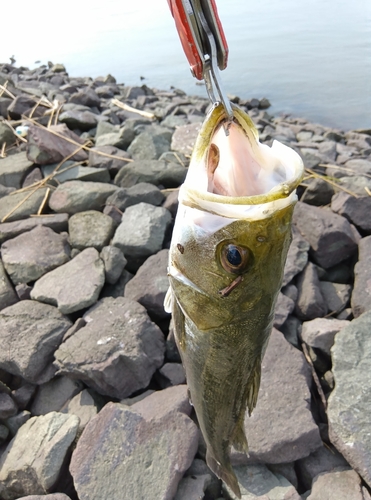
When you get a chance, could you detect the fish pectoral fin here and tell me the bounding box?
[163,287,173,313]
[206,451,241,499]
[247,359,262,416]
[172,295,187,352]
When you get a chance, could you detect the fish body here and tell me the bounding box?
[165,103,303,497]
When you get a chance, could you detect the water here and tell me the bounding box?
[1,0,370,130]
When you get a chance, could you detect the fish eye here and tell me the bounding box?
[220,244,250,274]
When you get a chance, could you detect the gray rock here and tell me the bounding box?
[23,167,42,187]
[31,248,105,314]
[293,202,358,268]
[11,383,37,411]
[88,145,131,177]
[5,410,31,436]
[61,389,99,433]
[0,393,17,419]
[328,310,371,487]
[319,281,352,314]
[331,192,371,234]
[27,124,88,165]
[296,445,350,491]
[127,129,170,160]
[1,226,70,284]
[174,475,212,500]
[70,402,198,500]
[0,424,9,443]
[0,412,79,500]
[0,187,49,223]
[0,152,34,189]
[162,189,179,217]
[267,463,298,490]
[131,385,192,419]
[105,182,165,211]
[337,175,371,196]
[68,210,116,251]
[158,363,186,388]
[232,329,321,465]
[100,269,133,298]
[0,122,15,148]
[124,249,169,318]
[295,262,328,320]
[280,315,302,348]
[31,376,83,416]
[301,177,335,206]
[0,184,15,198]
[69,88,100,108]
[49,180,118,215]
[343,158,371,176]
[282,227,310,286]
[281,283,298,303]
[0,260,18,311]
[114,159,187,188]
[7,95,40,120]
[273,292,295,328]
[301,317,350,356]
[58,109,98,131]
[307,469,364,500]
[95,125,135,151]
[171,122,202,154]
[41,162,110,184]
[0,300,71,384]
[100,245,127,284]
[352,236,371,318]
[54,297,165,398]
[16,495,71,500]
[112,202,172,270]
[224,464,301,500]
[0,213,68,245]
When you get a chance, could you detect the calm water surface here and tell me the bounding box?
[1,0,370,130]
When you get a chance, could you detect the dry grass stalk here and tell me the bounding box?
[24,115,133,162]
[305,167,359,198]
[111,98,155,119]
[302,343,327,411]
[365,186,371,197]
[320,163,371,180]
[37,187,50,215]
[0,82,16,100]
[0,143,6,158]
[2,184,42,222]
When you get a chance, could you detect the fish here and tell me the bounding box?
[164,102,304,498]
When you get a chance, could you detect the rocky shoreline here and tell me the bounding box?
[0,61,370,500]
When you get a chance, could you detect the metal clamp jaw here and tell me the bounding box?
[168,0,234,129]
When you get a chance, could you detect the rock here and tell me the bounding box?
[296,445,350,491]
[16,495,71,500]
[0,152,34,189]
[162,189,179,217]
[100,245,127,284]
[273,292,295,328]
[0,412,79,500]
[41,162,110,184]
[0,424,9,443]
[295,262,328,320]
[124,249,169,318]
[267,463,298,490]
[319,281,352,314]
[58,109,98,131]
[88,145,131,177]
[5,410,31,436]
[54,297,165,399]
[174,475,212,500]
[131,385,192,418]
[31,248,105,314]
[61,389,99,433]
[157,363,186,388]
[31,376,83,416]
[1,226,70,284]
[114,159,187,188]
[343,158,371,176]
[23,167,43,187]
[95,125,135,151]
[7,95,40,120]
[280,315,302,348]
[0,393,17,419]
[0,300,71,384]
[171,122,202,154]
[70,402,198,500]
[0,187,49,223]
[112,203,172,270]
[224,464,301,500]
[337,175,371,196]
[0,122,15,148]
[127,129,171,160]
[105,182,165,211]
[351,236,371,318]
[282,227,310,286]
[301,177,335,206]
[68,210,116,251]
[0,260,18,311]
[11,383,37,410]
[0,213,69,245]
[331,192,371,234]
[232,329,321,465]
[328,310,371,487]
[301,317,350,356]
[307,469,364,500]
[27,124,88,165]
[49,180,118,215]
[69,88,100,108]
[293,202,358,268]
[100,269,133,298]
